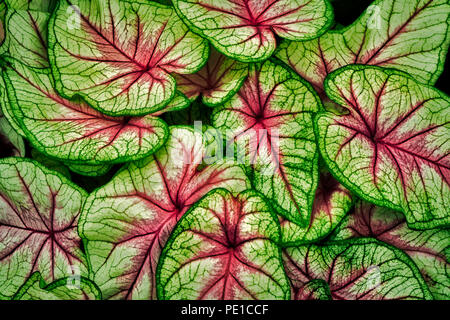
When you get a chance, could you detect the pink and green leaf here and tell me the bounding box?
[157,188,290,300]
[212,60,321,226]
[1,59,169,164]
[174,47,248,107]
[173,0,333,62]
[283,238,433,300]
[276,0,450,97]
[0,7,47,137]
[279,167,353,245]
[49,0,209,116]
[0,158,88,299]
[332,200,450,299]
[316,65,449,230]
[0,8,49,68]
[79,127,251,299]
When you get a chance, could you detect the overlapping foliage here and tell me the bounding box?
[0,0,448,300]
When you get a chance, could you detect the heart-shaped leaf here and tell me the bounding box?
[0,158,88,299]
[173,0,333,62]
[283,238,433,300]
[279,168,353,245]
[212,60,321,226]
[49,0,209,116]
[174,47,248,107]
[332,200,450,299]
[1,59,169,164]
[315,65,449,229]
[12,272,102,300]
[157,188,290,300]
[276,0,450,96]
[1,5,171,164]
[316,65,450,229]
[79,127,251,299]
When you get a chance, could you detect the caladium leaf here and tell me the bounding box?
[12,272,102,300]
[0,158,88,299]
[0,7,47,138]
[1,59,169,164]
[0,8,50,68]
[315,65,450,229]
[279,168,353,245]
[0,6,48,138]
[212,60,321,226]
[276,0,450,97]
[332,200,450,300]
[157,188,290,300]
[174,47,248,106]
[49,0,209,116]
[79,127,251,299]
[283,238,433,300]
[173,0,333,62]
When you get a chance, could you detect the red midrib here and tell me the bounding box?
[123,209,179,299]
[381,141,449,170]
[67,0,180,79]
[363,0,434,64]
[68,0,146,69]
[11,66,136,129]
[337,122,449,174]
[247,116,304,220]
[238,75,306,219]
